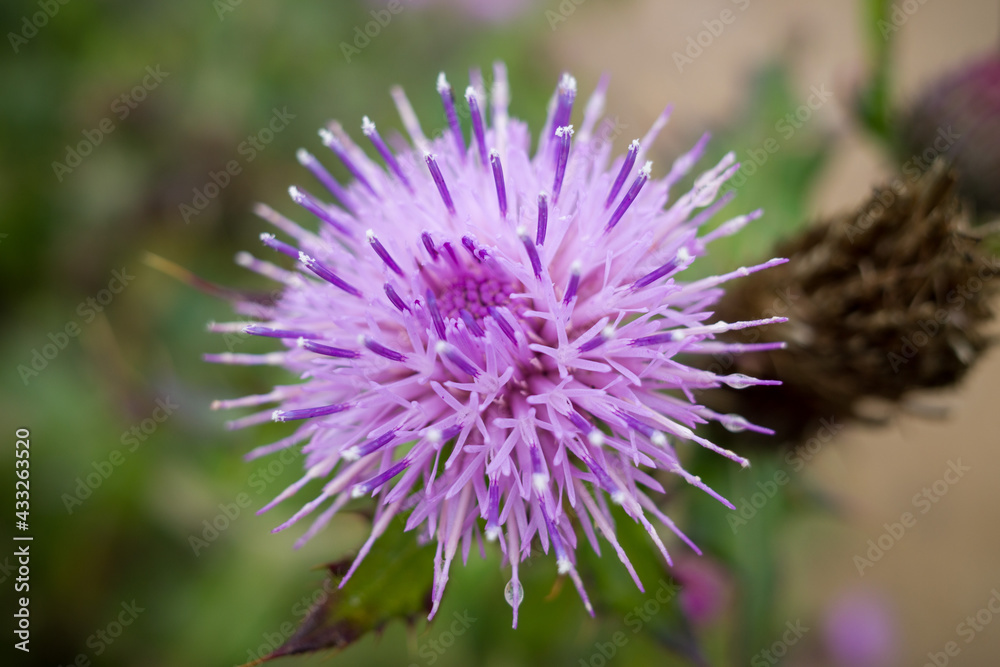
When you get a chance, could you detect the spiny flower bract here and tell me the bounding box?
[209,63,784,626]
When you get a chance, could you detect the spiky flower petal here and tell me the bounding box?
[211,64,783,625]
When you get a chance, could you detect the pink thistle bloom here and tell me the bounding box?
[209,63,785,626]
[823,590,898,667]
[675,555,732,626]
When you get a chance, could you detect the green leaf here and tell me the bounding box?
[254,521,434,664]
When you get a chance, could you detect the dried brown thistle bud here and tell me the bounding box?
[706,161,997,445]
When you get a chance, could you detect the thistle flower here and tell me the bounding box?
[209,64,784,625]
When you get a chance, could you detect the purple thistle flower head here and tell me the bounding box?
[209,63,785,626]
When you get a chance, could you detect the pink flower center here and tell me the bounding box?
[436,272,516,321]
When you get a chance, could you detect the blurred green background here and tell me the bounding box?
[1,1,997,666]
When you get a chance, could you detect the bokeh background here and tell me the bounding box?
[1,0,998,665]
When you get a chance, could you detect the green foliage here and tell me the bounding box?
[855,0,897,148]
[259,523,434,663]
[687,61,833,280]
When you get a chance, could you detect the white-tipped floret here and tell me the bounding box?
[318,128,338,146]
[365,228,375,241]
[341,447,360,462]
[288,185,304,201]
[361,116,376,136]
[295,148,312,165]
[350,484,367,499]
[570,259,583,275]
[436,72,449,92]
[587,430,605,447]
[485,527,500,542]
[532,472,548,492]
[556,558,572,575]
[434,340,448,355]
[425,428,443,444]
[271,410,285,423]
[650,431,667,447]
[639,161,653,177]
